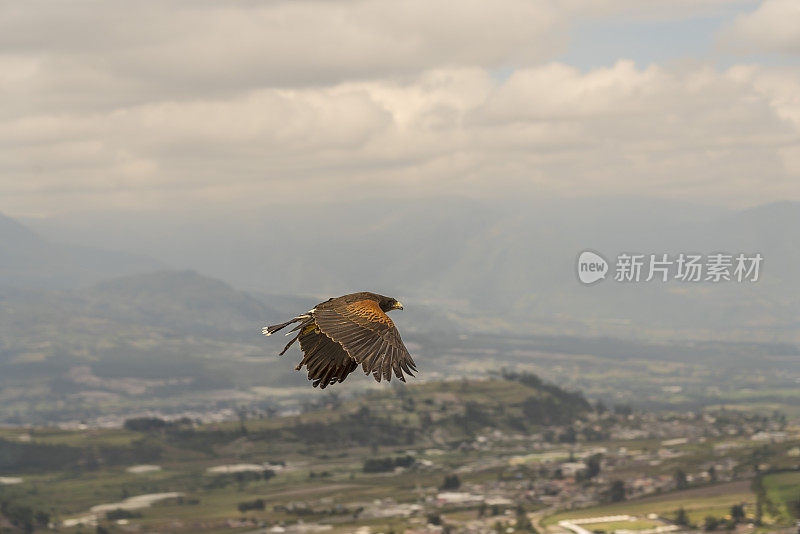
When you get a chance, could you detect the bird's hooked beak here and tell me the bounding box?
[392,301,404,310]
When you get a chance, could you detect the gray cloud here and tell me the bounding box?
[718,0,800,54]
[1,1,799,217]
[0,0,566,112]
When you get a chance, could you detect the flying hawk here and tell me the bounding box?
[263,292,417,389]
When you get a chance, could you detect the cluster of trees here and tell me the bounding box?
[440,474,461,490]
[288,406,418,448]
[0,437,160,474]
[362,455,414,473]
[503,370,592,424]
[0,438,82,473]
[674,469,689,490]
[0,500,50,533]
[674,503,749,531]
[486,504,538,533]
[521,397,582,427]
[478,502,509,518]
[205,469,275,489]
[237,498,266,513]
[575,454,602,482]
[272,501,362,517]
[703,504,746,531]
[455,401,496,435]
[751,474,800,523]
[123,416,193,432]
[605,480,626,503]
[790,493,800,518]
[542,424,609,443]
[540,426,608,444]
[674,507,690,526]
[514,504,538,532]
[105,508,142,521]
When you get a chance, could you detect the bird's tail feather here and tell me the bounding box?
[262,315,305,336]
[264,315,315,356]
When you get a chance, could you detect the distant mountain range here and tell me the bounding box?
[0,205,798,424]
[0,267,306,425]
[14,198,800,344]
[0,212,161,290]
[87,270,283,336]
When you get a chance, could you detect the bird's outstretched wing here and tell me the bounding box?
[313,299,416,382]
[296,324,358,389]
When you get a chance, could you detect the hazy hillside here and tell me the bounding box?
[0,267,798,425]
[22,199,800,343]
[87,270,282,336]
[1,207,798,425]
[0,270,291,424]
[0,212,161,290]
[0,375,592,474]
[0,270,283,341]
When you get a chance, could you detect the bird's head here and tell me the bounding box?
[377,295,404,312]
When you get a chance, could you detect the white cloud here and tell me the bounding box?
[1,1,799,217]
[3,60,800,215]
[569,0,751,20]
[719,0,800,54]
[0,0,565,112]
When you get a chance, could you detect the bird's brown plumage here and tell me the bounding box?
[263,292,416,389]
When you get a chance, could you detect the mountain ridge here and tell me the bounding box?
[0,212,163,290]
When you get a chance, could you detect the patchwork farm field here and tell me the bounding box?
[0,375,798,533]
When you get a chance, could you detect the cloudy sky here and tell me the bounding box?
[2,0,800,218]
